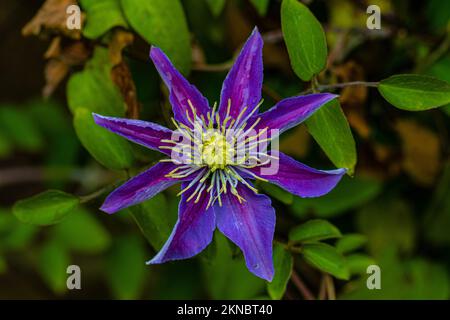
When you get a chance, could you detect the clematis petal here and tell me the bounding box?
[147,182,216,264]
[150,47,210,127]
[93,113,174,156]
[215,183,275,281]
[245,152,346,198]
[100,162,190,214]
[218,27,263,121]
[252,93,337,135]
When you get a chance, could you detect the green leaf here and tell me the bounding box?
[0,208,37,251]
[27,100,80,188]
[258,181,293,205]
[67,47,125,115]
[13,190,79,226]
[289,219,341,243]
[80,0,128,39]
[121,0,191,74]
[407,259,449,299]
[0,106,44,152]
[128,193,172,250]
[0,213,36,251]
[336,234,367,254]
[0,255,7,274]
[426,0,450,31]
[424,163,450,245]
[202,232,266,299]
[0,131,12,158]
[73,107,134,170]
[38,241,70,294]
[267,244,293,300]
[341,249,449,299]
[250,0,270,16]
[302,243,349,280]
[356,199,416,256]
[281,0,327,81]
[106,235,147,299]
[378,74,450,111]
[291,175,381,218]
[427,56,450,83]
[345,254,376,275]
[306,99,356,174]
[205,0,226,16]
[443,104,450,116]
[52,207,111,254]
[426,56,450,115]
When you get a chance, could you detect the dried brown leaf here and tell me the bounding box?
[333,61,371,138]
[43,39,90,97]
[395,119,441,186]
[111,62,140,119]
[109,30,134,66]
[43,59,69,98]
[22,0,84,39]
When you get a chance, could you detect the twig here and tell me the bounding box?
[79,183,117,204]
[318,275,327,300]
[301,81,379,94]
[290,270,315,300]
[324,274,336,300]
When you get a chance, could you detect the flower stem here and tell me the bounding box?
[79,182,119,204]
[301,81,380,95]
[324,274,336,300]
[291,270,315,300]
[318,275,327,300]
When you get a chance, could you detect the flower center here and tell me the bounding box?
[158,99,275,208]
[201,131,234,171]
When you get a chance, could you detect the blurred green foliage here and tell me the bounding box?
[0,0,449,300]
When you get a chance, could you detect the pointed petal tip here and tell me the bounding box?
[99,203,118,215]
[149,46,164,61]
[319,92,339,101]
[249,26,263,43]
[247,262,274,281]
[149,45,159,54]
[145,257,158,265]
[265,273,274,282]
[260,268,275,282]
[329,93,339,99]
[251,26,261,36]
[91,113,115,126]
[329,167,347,176]
[248,260,274,281]
[146,251,167,265]
[91,112,103,124]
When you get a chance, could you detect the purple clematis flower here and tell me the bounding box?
[93,27,345,281]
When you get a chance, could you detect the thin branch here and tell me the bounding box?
[318,275,327,300]
[301,81,380,94]
[324,274,336,300]
[291,270,315,300]
[79,183,117,204]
